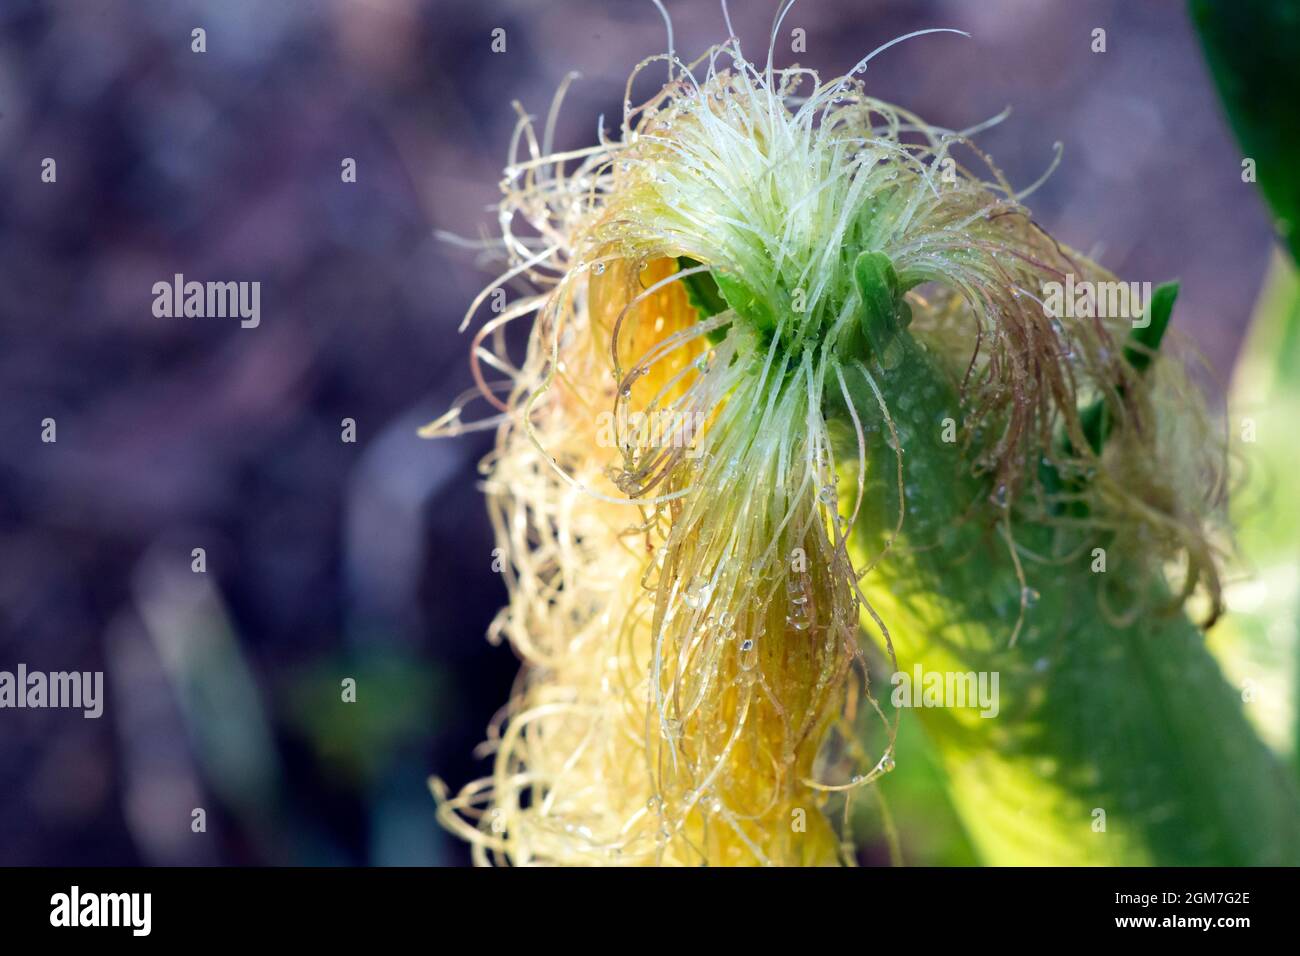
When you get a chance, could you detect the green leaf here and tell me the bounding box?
[1123,280,1179,374]
[852,250,913,368]
[1079,280,1179,454]
[675,256,729,319]
[712,270,777,333]
[1190,0,1300,263]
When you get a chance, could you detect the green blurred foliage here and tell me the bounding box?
[285,649,447,787]
[1190,0,1300,263]
[1214,255,1300,763]
[854,700,979,866]
[1192,0,1300,772]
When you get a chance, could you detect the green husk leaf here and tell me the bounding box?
[853,250,912,368]
[676,256,729,319]
[831,331,1300,864]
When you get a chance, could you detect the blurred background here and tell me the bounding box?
[0,0,1286,865]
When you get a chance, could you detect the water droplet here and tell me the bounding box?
[593,262,605,274]
[683,576,712,609]
[786,603,812,631]
[1021,586,1040,608]
[879,752,896,773]
[740,639,754,652]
